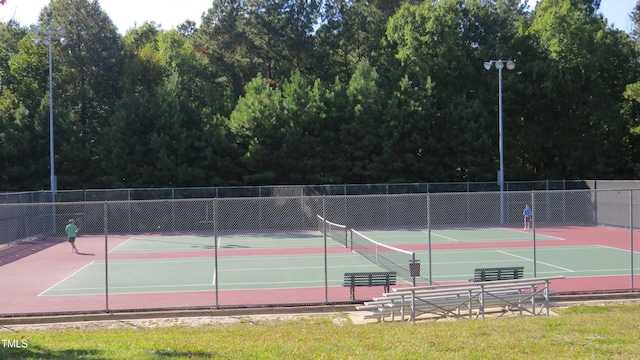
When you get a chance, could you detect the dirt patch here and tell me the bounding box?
[0,313,349,332]
[2,298,638,332]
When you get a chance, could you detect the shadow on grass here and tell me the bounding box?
[4,344,214,359]
[153,349,214,358]
[3,345,105,359]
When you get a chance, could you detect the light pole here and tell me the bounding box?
[31,25,67,197]
[483,59,515,224]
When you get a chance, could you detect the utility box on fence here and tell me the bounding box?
[410,260,421,277]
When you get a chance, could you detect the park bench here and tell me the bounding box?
[343,272,396,300]
[470,266,524,282]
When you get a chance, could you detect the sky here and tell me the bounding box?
[594,0,637,33]
[0,0,213,33]
[0,0,638,34]
[525,0,637,33]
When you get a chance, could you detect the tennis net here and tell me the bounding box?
[316,215,348,248]
[351,229,418,283]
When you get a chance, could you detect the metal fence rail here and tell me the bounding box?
[0,180,598,204]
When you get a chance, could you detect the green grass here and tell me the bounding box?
[2,303,640,359]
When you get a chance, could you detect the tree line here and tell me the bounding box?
[1,0,640,191]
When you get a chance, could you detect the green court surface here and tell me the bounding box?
[109,228,560,254]
[40,253,384,296]
[423,245,640,282]
[109,235,216,253]
[217,233,327,249]
[40,242,638,296]
[361,228,563,245]
[109,232,327,253]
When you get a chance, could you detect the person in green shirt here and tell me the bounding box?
[65,219,79,253]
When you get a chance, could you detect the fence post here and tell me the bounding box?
[104,201,109,313]
[427,193,432,285]
[171,191,176,232]
[322,196,328,303]
[532,192,537,278]
[631,190,634,290]
[213,198,219,308]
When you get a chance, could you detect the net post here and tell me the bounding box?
[343,225,348,248]
[349,228,353,251]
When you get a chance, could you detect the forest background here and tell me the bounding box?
[2,0,640,191]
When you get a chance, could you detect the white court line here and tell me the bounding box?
[38,261,98,296]
[428,232,459,242]
[96,258,216,264]
[425,228,565,242]
[217,265,366,272]
[429,259,523,266]
[595,244,640,254]
[108,237,136,253]
[497,250,574,272]
[501,228,565,240]
[45,283,216,292]
[60,281,341,294]
[40,288,220,297]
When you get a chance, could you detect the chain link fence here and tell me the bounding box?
[0,180,596,204]
[0,188,638,316]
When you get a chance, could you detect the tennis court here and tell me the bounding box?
[31,226,640,300]
[1,218,639,315]
[3,187,640,316]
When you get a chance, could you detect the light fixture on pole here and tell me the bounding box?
[483,59,515,224]
[31,25,67,197]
